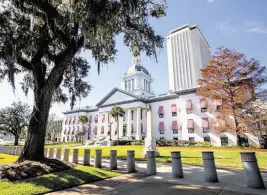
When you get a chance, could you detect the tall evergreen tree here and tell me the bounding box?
[0,0,166,161]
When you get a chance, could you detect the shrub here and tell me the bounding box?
[194,141,213,147]
[131,140,144,145]
[156,139,187,147]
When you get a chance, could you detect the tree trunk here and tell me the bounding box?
[14,134,19,146]
[17,87,53,162]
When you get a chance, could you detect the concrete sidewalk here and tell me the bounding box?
[47,157,267,195]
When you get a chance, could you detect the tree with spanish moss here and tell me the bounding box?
[197,47,267,146]
[0,0,166,161]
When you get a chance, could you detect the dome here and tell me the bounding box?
[125,65,150,76]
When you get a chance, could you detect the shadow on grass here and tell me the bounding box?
[9,168,122,194]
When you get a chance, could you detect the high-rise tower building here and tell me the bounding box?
[167,24,211,92]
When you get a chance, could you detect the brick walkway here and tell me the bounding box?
[46,172,146,195]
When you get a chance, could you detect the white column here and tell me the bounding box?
[127,109,132,139]
[136,108,142,140]
[143,105,160,157]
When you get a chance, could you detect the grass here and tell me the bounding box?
[0,154,18,165]
[0,165,121,195]
[45,141,83,148]
[57,146,267,169]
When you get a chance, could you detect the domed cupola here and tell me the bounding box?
[121,54,154,98]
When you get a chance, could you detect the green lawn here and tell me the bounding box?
[0,165,121,195]
[0,154,18,165]
[45,142,83,148]
[59,146,267,169]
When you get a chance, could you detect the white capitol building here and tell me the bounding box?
[61,24,259,146]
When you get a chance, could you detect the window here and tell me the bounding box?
[173,137,178,140]
[202,118,209,133]
[123,125,127,136]
[204,137,210,142]
[188,129,194,133]
[123,112,126,121]
[125,81,127,91]
[128,80,131,91]
[140,109,143,120]
[189,137,195,143]
[186,109,192,114]
[141,124,143,134]
[186,101,192,114]
[203,129,209,133]
[187,119,194,133]
[172,112,177,116]
[160,137,164,140]
[131,124,134,133]
[221,137,228,146]
[132,79,135,90]
[131,110,134,120]
[160,131,164,134]
[201,108,207,113]
[159,114,164,118]
[173,130,178,134]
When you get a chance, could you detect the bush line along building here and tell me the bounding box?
[61,24,259,146]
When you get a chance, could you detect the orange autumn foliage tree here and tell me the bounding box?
[197,47,267,146]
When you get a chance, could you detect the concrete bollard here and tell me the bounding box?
[110,150,117,170]
[49,148,54,159]
[94,149,102,168]
[72,149,79,164]
[44,148,48,158]
[83,149,90,166]
[202,151,218,183]
[127,150,135,173]
[63,149,70,162]
[146,151,157,176]
[240,152,265,189]
[56,148,62,160]
[171,151,184,178]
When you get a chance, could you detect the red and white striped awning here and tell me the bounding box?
[186,101,192,110]
[94,126,98,134]
[187,119,194,129]
[68,117,72,125]
[171,104,177,113]
[101,126,105,133]
[200,98,207,108]
[68,127,72,135]
[172,121,178,130]
[94,115,98,121]
[158,106,164,115]
[158,122,165,131]
[202,118,209,129]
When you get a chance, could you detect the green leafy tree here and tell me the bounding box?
[46,114,62,144]
[0,102,31,145]
[109,106,124,145]
[0,0,166,161]
[77,115,88,143]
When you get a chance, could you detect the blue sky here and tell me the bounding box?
[0,0,267,117]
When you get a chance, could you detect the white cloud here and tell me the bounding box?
[216,19,239,34]
[216,19,267,35]
[243,20,267,35]
[208,0,219,3]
